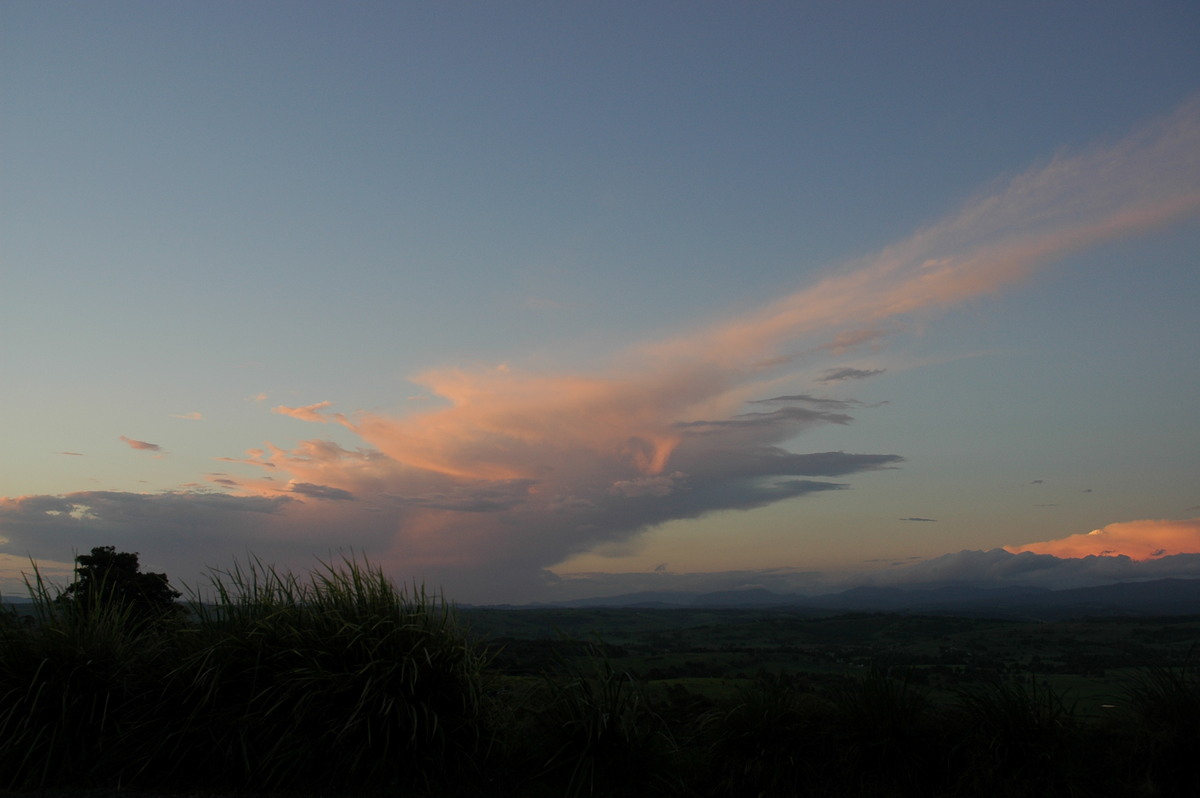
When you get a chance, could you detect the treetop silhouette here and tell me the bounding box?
[57,546,181,621]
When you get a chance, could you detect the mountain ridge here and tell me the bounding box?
[514,577,1200,618]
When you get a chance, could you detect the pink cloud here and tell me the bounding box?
[119,435,162,452]
[209,95,1199,596]
[4,96,1198,604]
[642,96,1200,370]
[1005,518,1200,560]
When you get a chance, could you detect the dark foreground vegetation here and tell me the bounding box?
[2,553,1198,797]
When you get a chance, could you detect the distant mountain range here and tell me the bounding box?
[526,578,1200,618]
[9,578,1200,620]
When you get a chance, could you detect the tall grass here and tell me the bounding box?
[516,645,676,797]
[825,667,943,795]
[0,565,179,788]
[951,674,1082,795]
[699,673,829,797]
[1118,654,1200,794]
[0,556,489,793]
[173,555,488,791]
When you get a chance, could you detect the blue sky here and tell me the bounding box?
[2,2,1198,603]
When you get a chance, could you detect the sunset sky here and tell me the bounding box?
[3,2,1199,604]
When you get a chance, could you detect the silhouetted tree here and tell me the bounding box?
[57,546,181,621]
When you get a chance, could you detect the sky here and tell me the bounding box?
[2,1,1199,604]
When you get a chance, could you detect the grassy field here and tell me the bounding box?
[464,608,1200,729]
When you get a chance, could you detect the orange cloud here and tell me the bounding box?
[224,96,1199,588]
[1005,518,1200,560]
[7,97,1196,603]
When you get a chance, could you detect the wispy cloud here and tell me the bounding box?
[215,449,276,469]
[119,435,162,452]
[272,401,344,424]
[819,367,886,384]
[641,96,1200,373]
[3,96,1198,602]
[171,412,204,421]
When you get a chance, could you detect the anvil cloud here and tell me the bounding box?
[3,95,1199,603]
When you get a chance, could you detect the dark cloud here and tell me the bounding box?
[818,367,886,383]
[865,549,1200,591]
[58,451,84,456]
[0,491,298,586]
[290,483,356,501]
[899,517,937,522]
[749,394,860,409]
[678,406,854,434]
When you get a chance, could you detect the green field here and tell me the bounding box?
[473,609,1191,729]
